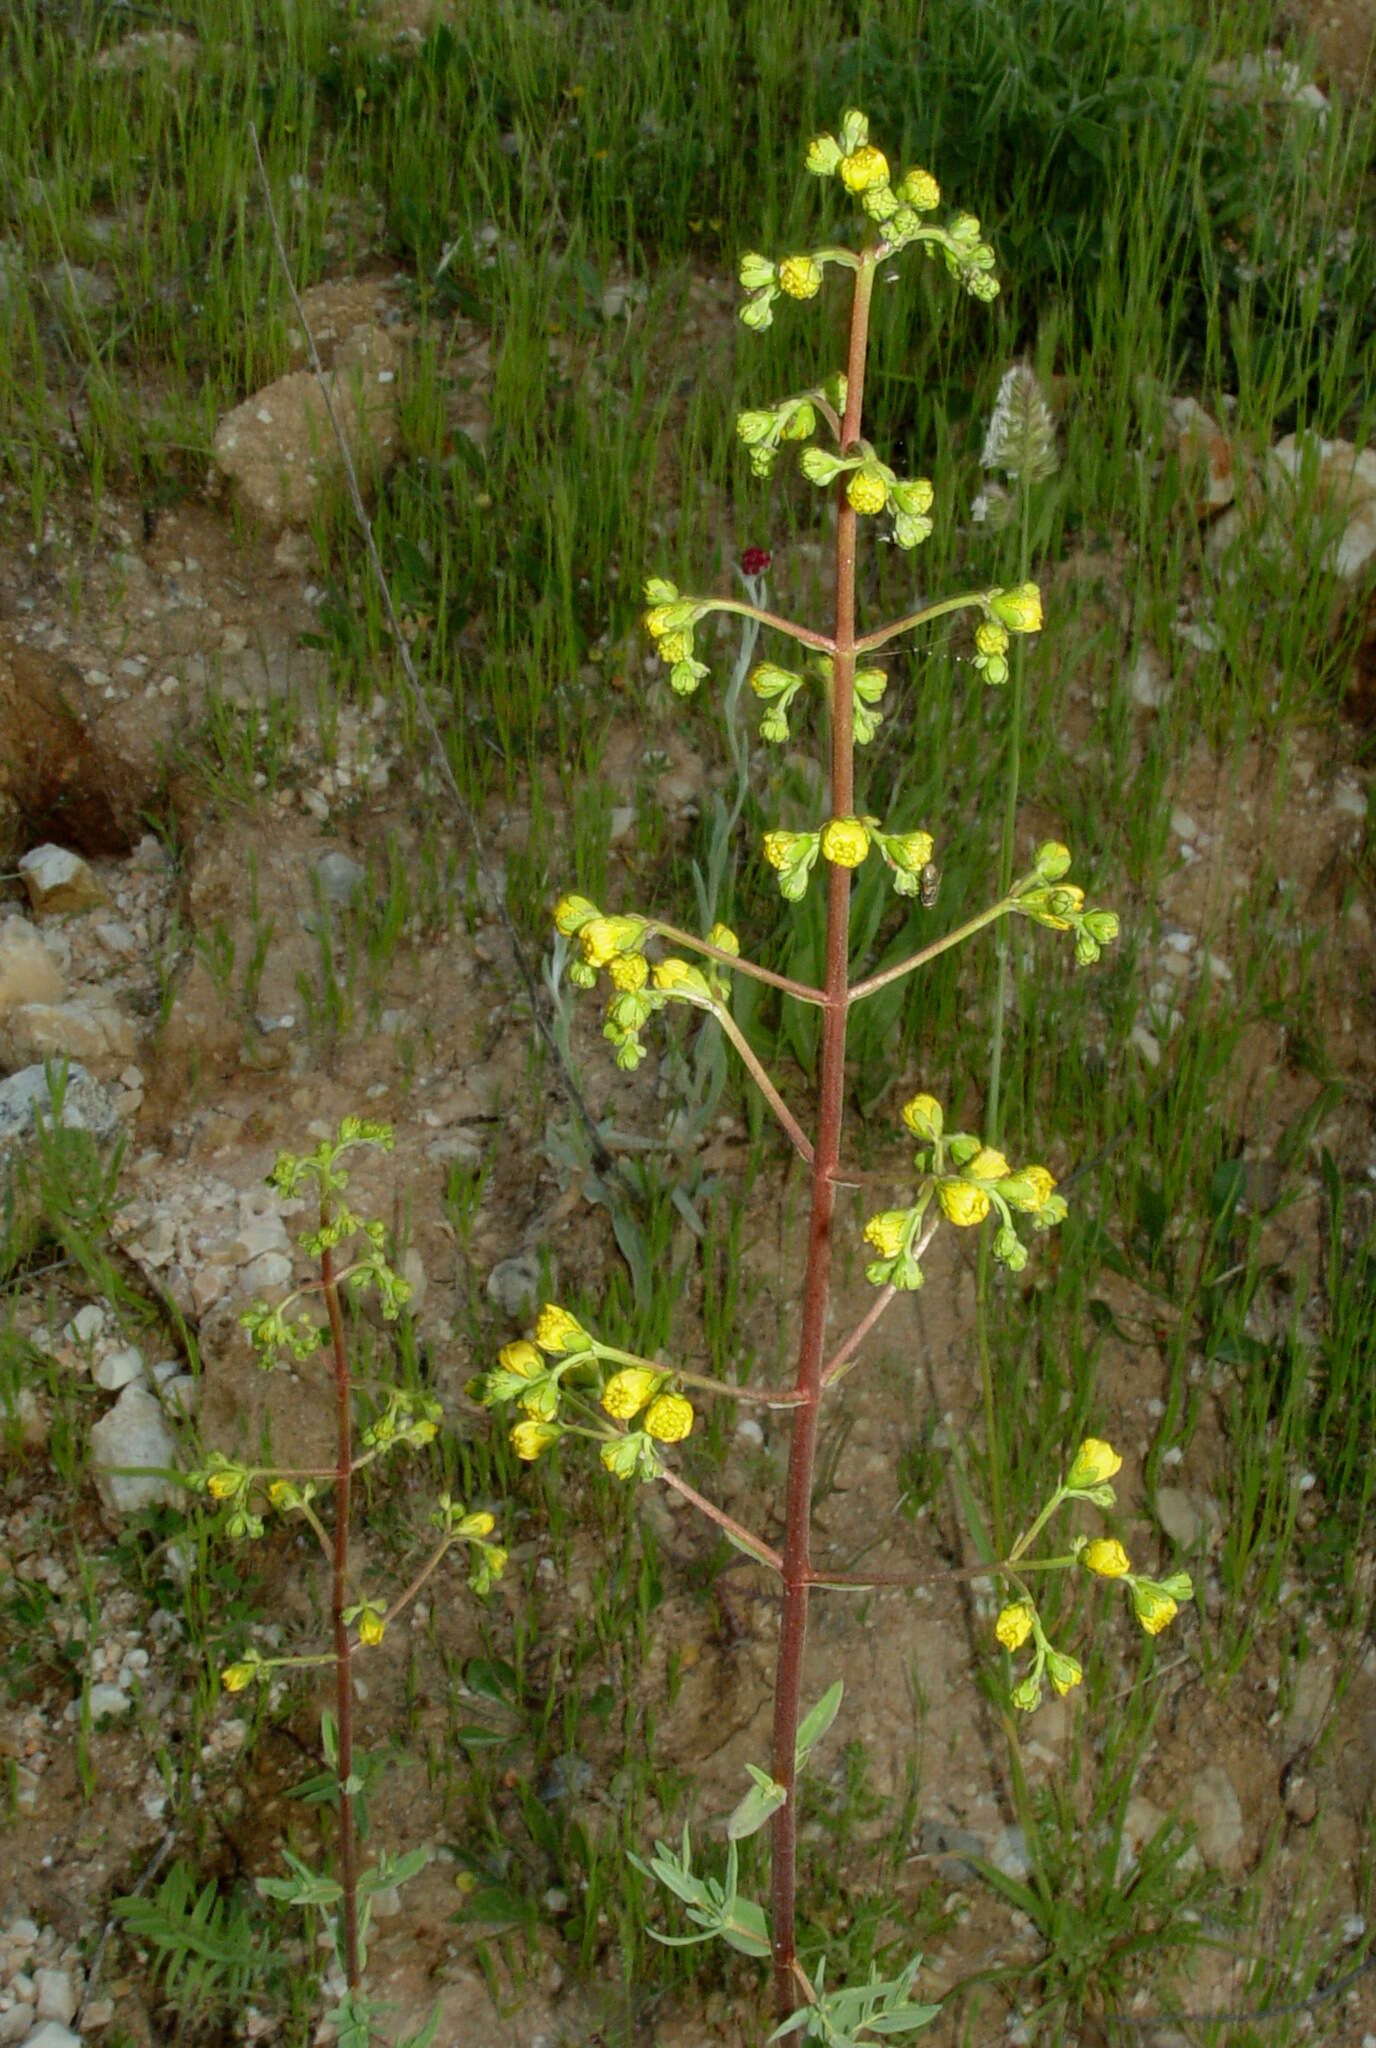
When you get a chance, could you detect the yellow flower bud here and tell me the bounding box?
[656,629,691,664]
[357,1609,386,1647]
[511,1419,562,1461]
[763,830,810,870]
[643,1392,694,1442]
[846,468,888,515]
[653,957,711,999]
[1132,1583,1180,1636]
[498,1339,543,1378]
[995,1602,1033,1651]
[1065,1439,1122,1490]
[937,1180,991,1227]
[601,1367,661,1419]
[1083,1539,1131,1579]
[459,1511,496,1538]
[206,1470,240,1500]
[966,1146,1011,1182]
[534,1304,590,1355]
[839,144,889,193]
[897,167,940,212]
[708,922,739,955]
[1047,1649,1083,1696]
[975,620,1009,657]
[778,255,823,300]
[222,1662,256,1693]
[1004,1165,1057,1213]
[820,816,871,867]
[608,952,649,992]
[989,582,1043,633]
[863,1211,909,1259]
[901,1094,943,1140]
[553,893,598,934]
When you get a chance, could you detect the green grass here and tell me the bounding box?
[3,0,1376,2039]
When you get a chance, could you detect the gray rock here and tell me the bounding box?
[314,852,367,904]
[0,1063,121,1151]
[486,1250,543,1321]
[85,1683,132,1724]
[1155,1485,1217,1551]
[89,1384,180,1515]
[21,2024,82,2048]
[34,1969,78,2024]
[1182,1763,1244,1871]
[0,2005,35,2045]
[0,996,135,1066]
[18,843,107,915]
[0,917,65,1015]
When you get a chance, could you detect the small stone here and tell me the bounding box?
[1333,774,1367,819]
[92,1344,146,1392]
[231,1219,289,1263]
[1280,1762,1320,1825]
[84,1685,131,1725]
[1130,1024,1162,1067]
[1169,809,1199,841]
[1126,647,1171,708]
[65,1303,106,1347]
[0,997,136,1065]
[486,1250,543,1321]
[0,2005,35,2045]
[1182,1762,1244,1871]
[0,918,65,1015]
[401,1246,426,1315]
[17,844,107,916]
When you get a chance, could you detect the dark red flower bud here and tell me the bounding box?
[741,547,772,577]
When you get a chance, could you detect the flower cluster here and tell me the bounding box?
[1015,841,1120,966]
[749,655,888,747]
[736,383,841,479]
[643,578,711,696]
[761,818,935,901]
[995,1442,1194,1711]
[554,893,738,1070]
[798,444,936,548]
[470,1303,697,1485]
[862,1093,1067,1288]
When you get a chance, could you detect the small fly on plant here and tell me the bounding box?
[919,861,940,908]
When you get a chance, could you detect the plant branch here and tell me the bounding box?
[658,1469,783,1571]
[855,589,991,656]
[650,918,826,1005]
[848,898,1012,1004]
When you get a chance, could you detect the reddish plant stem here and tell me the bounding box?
[768,247,877,2026]
[320,1226,361,1991]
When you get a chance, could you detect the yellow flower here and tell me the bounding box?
[458,1510,496,1538]
[206,1470,240,1500]
[937,1180,990,1227]
[498,1339,543,1378]
[708,922,739,955]
[1132,1583,1180,1636]
[989,582,1043,633]
[1083,1539,1131,1579]
[885,829,935,874]
[995,1602,1033,1651]
[839,144,889,193]
[966,1146,1010,1182]
[901,1094,943,1140]
[578,915,640,968]
[534,1304,590,1354]
[357,1608,386,1647]
[778,255,823,299]
[643,1392,694,1442]
[820,816,871,867]
[601,1367,661,1419]
[268,1480,300,1511]
[511,1419,563,1461]
[975,620,1009,657]
[846,468,888,515]
[1065,1439,1122,1490]
[222,1662,256,1693]
[608,952,649,992]
[656,629,691,664]
[863,1211,909,1259]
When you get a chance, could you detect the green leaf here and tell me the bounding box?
[795,1680,844,1766]
[727,1762,787,1841]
